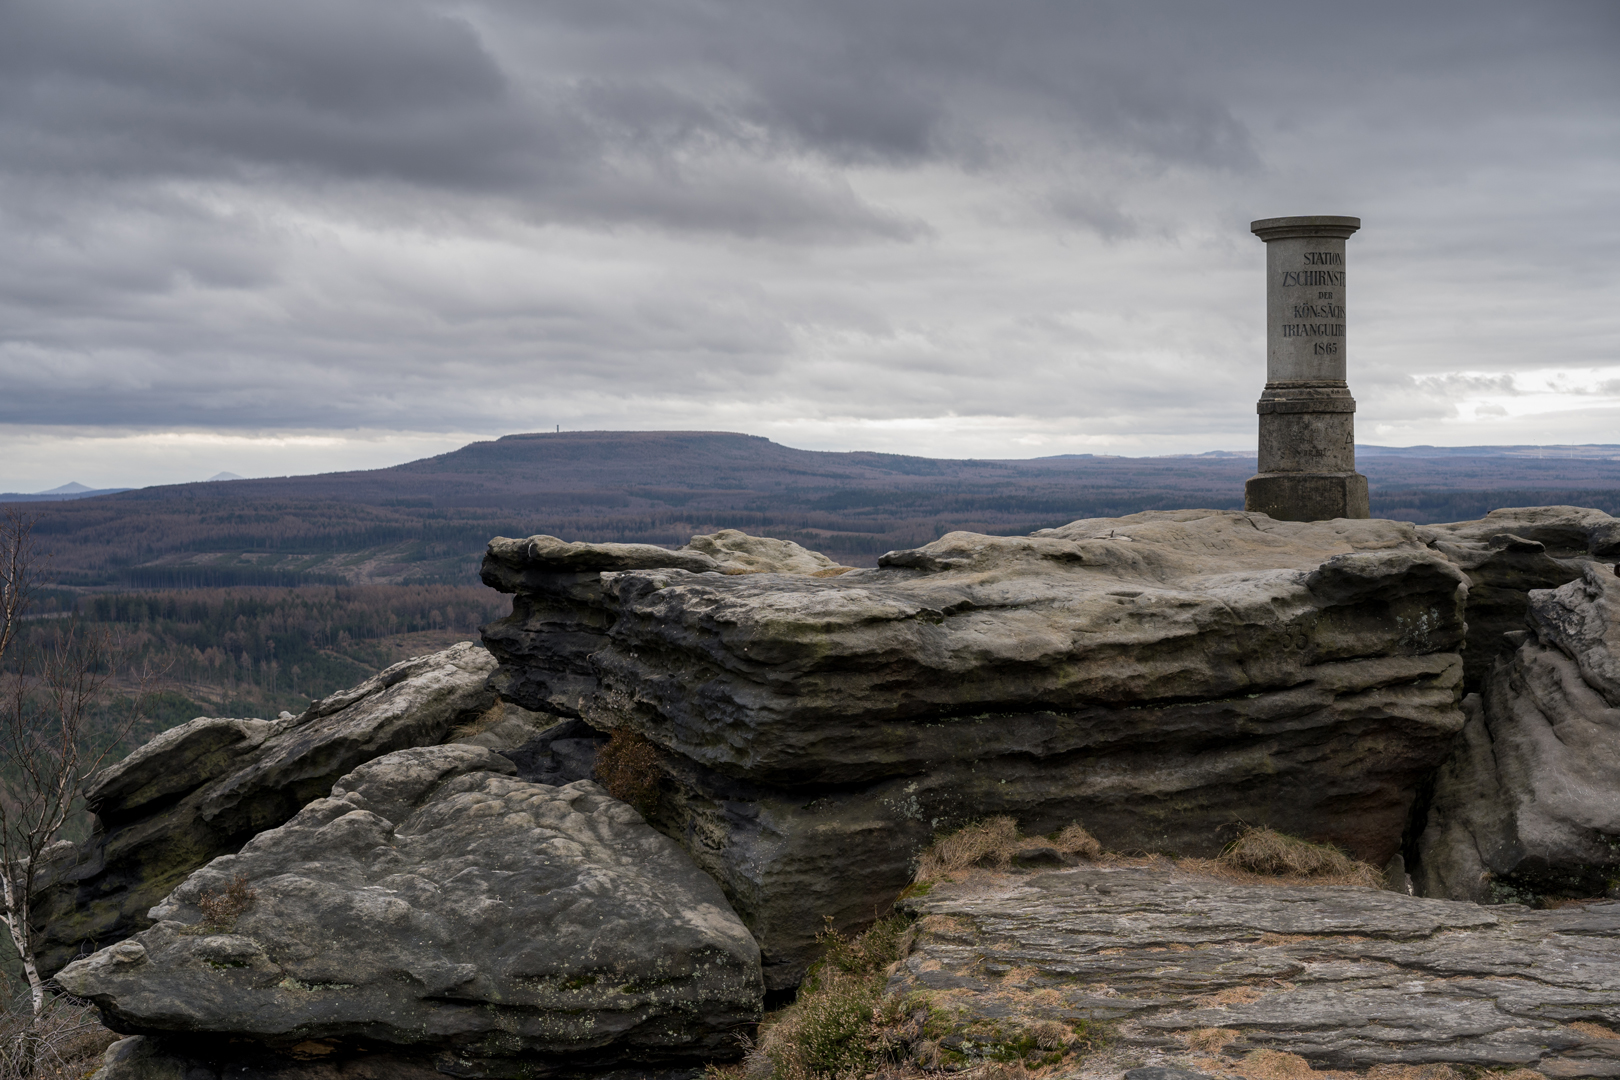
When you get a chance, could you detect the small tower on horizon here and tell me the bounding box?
[1244,215,1370,521]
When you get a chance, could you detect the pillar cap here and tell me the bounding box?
[1251,215,1361,241]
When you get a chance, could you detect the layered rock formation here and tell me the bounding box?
[483,511,1474,987]
[61,745,762,1078]
[891,862,1620,1075]
[1417,562,1620,902]
[46,504,1620,1077]
[33,643,505,976]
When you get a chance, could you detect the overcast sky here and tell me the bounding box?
[2,0,1617,490]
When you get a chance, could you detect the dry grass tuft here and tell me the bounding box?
[1054,823,1103,859]
[1215,826,1384,887]
[914,818,1103,881]
[1185,1026,1241,1053]
[593,728,663,812]
[916,817,1021,878]
[1241,1048,1317,1080]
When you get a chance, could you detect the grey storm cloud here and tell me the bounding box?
[0,0,1281,216]
[0,0,1616,463]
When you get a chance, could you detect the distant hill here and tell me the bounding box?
[6,431,1620,588]
[0,482,134,502]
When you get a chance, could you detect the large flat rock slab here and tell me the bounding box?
[892,864,1620,1076]
[61,745,763,1078]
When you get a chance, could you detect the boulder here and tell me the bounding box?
[1416,563,1620,902]
[890,862,1620,1074]
[60,745,762,1079]
[32,643,499,976]
[483,510,1471,988]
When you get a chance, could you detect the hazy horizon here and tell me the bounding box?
[8,429,1620,496]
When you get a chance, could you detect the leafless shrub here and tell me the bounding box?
[198,874,257,931]
[593,728,662,812]
[1215,825,1383,887]
[0,988,118,1080]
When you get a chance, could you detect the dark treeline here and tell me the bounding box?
[7,586,509,735]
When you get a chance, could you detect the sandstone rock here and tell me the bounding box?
[1416,564,1620,902]
[480,530,844,718]
[32,643,498,976]
[61,745,762,1079]
[1415,506,1620,692]
[483,510,1471,988]
[892,863,1620,1073]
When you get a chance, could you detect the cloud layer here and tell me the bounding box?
[1,0,1617,487]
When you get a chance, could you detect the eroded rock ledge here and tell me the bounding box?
[893,864,1620,1078]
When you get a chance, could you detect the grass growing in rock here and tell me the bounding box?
[198,874,258,931]
[735,915,1104,1080]
[593,729,662,812]
[912,816,1101,880]
[720,820,1111,1080]
[722,818,1391,1080]
[1208,825,1385,888]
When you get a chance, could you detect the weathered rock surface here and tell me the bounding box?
[483,510,1473,988]
[1416,506,1619,692]
[480,529,844,719]
[33,643,499,976]
[1417,563,1620,903]
[892,864,1620,1076]
[60,744,763,1078]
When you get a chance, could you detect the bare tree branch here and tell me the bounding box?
[0,510,154,1031]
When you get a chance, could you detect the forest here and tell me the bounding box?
[8,585,507,755]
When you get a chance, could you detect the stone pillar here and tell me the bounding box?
[1244,215,1369,521]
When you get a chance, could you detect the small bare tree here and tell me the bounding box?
[0,508,147,1021]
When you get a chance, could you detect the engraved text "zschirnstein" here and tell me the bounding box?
[1281,323,1345,338]
[1281,270,1345,287]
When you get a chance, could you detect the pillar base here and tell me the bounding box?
[1245,472,1369,522]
